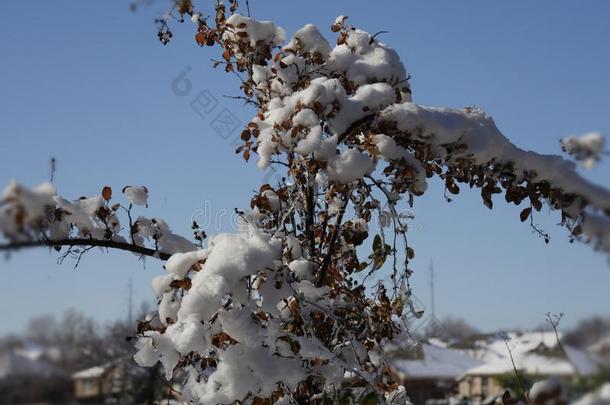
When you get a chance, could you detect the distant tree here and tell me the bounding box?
[25,314,58,345]
[24,304,155,372]
[1,1,609,403]
[563,316,610,349]
[424,316,480,344]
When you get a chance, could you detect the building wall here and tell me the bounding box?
[102,368,126,394]
[74,368,131,400]
[458,378,471,398]
[457,376,504,400]
[74,377,102,399]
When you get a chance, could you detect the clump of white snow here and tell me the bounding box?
[529,378,566,404]
[326,148,374,184]
[284,24,331,58]
[561,132,605,169]
[224,14,285,49]
[122,186,149,206]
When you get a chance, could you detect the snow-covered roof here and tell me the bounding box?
[0,349,66,378]
[461,331,597,377]
[468,331,561,361]
[13,340,45,361]
[72,365,106,379]
[565,345,598,375]
[393,343,483,379]
[463,354,576,377]
[573,383,610,405]
[8,340,62,363]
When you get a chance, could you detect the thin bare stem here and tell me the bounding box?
[502,333,531,403]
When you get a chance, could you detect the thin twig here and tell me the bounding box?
[316,191,350,287]
[501,332,531,403]
[49,157,57,183]
[545,312,566,358]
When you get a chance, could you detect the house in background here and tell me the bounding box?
[457,331,598,403]
[0,340,63,379]
[0,340,70,403]
[73,363,134,402]
[391,340,483,405]
[0,350,61,380]
[72,361,185,404]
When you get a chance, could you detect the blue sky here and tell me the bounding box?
[1,0,609,335]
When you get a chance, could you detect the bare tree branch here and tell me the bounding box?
[0,238,171,261]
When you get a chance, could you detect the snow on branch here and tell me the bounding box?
[374,104,610,249]
[125,2,610,402]
[0,182,195,263]
[561,131,606,169]
[376,104,610,212]
[3,1,610,403]
[192,4,610,255]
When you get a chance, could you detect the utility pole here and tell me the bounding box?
[429,260,436,320]
[128,277,133,326]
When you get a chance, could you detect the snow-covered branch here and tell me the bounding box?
[0,182,195,263]
[3,1,610,403]
[0,237,172,261]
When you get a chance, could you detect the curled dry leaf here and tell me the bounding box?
[102,186,112,202]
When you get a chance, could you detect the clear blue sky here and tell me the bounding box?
[1,0,609,335]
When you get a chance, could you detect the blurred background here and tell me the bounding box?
[0,0,609,403]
